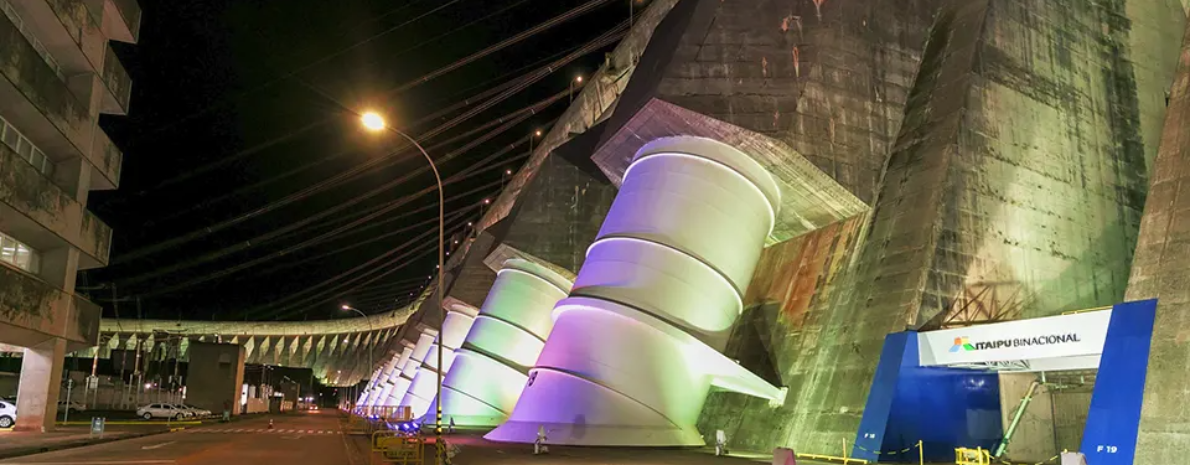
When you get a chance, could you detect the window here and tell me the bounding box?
[0,115,53,177]
[0,231,40,274]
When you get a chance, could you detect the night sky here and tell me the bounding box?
[84,1,631,322]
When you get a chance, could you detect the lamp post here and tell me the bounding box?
[360,111,447,464]
[569,75,583,103]
[341,304,373,410]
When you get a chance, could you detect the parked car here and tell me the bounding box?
[177,404,212,418]
[58,400,85,414]
[136,403,187,420]
[0,399,16,428]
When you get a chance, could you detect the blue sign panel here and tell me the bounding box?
[1080,299,1158,465]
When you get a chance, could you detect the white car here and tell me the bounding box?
[136,403,187,420]
[177,404,211,418]
[58,400,86,414]
[0,399,16,428]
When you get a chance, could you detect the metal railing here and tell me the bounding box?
[0,0,66,81]
[102,44,132,111]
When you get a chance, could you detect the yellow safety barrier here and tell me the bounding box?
[794,436,873,465]
[344,413,376,436]
[371,430,424,465]
[956,447,992,465]
[856,439,924,465]
[995,449,1068,465]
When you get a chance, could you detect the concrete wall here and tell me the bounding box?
[499,153,617,274]
[694,0,1177,455]
[184,342,245,416]
[998,373,1056,463]
[1123,17,1190,465]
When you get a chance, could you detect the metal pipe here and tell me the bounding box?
[994,381,1040,458]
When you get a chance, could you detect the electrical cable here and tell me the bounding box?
[135,0,608,193]
[113,78,568,267]
[259,216,472,320]
[115,46,589,266]
[255,179,501,277]
[132,0,466,146]
[145,93,548,227]
[274,220,472,320]
[294,148,532,236]
[118,99,545,291]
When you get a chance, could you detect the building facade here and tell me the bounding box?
[0,0,138,431]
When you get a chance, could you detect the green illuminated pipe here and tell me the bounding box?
[994,380,1039,458]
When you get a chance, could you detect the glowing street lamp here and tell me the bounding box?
[341,304,374,411]
[357,110,447,461]
[570,75,584,103]
[360,111,386,132]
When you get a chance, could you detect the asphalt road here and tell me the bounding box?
[0,410,359,465]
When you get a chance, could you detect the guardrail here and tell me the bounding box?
[370,430,424,464]
[956,447,992,465]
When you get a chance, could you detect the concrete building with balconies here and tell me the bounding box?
[0,0,138,432]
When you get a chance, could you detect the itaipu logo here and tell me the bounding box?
[950,337,976,353]
[950,334,1081,353]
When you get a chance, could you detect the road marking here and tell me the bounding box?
[140,441,176,450]
[3,461,176,464]
[185,428,338,434]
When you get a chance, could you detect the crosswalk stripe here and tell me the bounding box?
[189,427,341,435]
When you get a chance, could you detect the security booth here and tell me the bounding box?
[853,299,1157,464]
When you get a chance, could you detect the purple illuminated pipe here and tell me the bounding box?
[486,136,787,446]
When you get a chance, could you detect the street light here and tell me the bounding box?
[570,75,583,103]
[341,304,373,413]
[359,111,447,464]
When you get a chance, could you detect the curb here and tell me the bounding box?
[0,429,172,461]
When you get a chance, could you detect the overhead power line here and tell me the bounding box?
[113,18,618,266]
[133,0,467,146]
[136,0,613,194]
[123,119,541,295]
[255,179,501,277]
[114,73,573,267]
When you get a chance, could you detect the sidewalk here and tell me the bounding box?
[0,427,155,460]
[0,414,262,460]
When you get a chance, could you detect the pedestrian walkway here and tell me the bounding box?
[0,427,150,460]
[187,428,340,434]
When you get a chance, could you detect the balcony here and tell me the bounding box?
[101,0,138,43]
[90,127,122,189]
[100,43,129,114]
[0,140,112,268]
[0,7,94,157]
[0,263,101,350]
[40,0,107,71]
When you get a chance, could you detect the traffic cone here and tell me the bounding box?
[268,419,274,430]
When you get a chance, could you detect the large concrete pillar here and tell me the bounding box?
[429,259,573,427]
[15,338,66,432]
[1124,19,1190,465]
[487,137,787,446]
